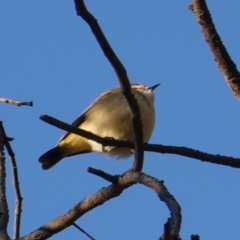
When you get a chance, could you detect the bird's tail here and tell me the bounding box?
[39,146,65,170]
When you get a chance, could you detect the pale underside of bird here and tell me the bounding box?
[39,83,159,170]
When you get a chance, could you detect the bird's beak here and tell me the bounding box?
[149,83,160,91]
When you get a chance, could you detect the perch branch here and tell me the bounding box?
[190,0,240,100]
[19,171,181,239]
[40,114,240,169]
[74,0,144,171]
[0,98,33,107]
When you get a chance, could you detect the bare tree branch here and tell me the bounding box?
[74,0,144,172]
[138,174,181,236]
[88,167,118,184]
[0,98,33,107]
[0,122,11,240]
[159,218,181,240]
[190,0,240,100]
[19,171,181,239]
[2,128,22,240]
[40,114,240,169]
[145,143,240,169]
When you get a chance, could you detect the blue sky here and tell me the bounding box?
[1,1,240,239]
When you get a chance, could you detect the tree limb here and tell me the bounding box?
[19,171,181,240]
[190,0,240,100]
[159,218,181,240]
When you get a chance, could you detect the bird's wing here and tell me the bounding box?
[57,89,118,144]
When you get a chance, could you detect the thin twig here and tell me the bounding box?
[0,98,33,107]
[6,137,14,142]
[0,122,11,240]
[74,0,144,172]
[40,114,240,169]
[88,167,118,184]
[19,171,181,239]
[190,0,240,100]
[72,222,96,240]
[1,125,22,239]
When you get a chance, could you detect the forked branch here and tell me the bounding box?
[19,171,181,239]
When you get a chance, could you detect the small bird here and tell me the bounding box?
[39,83,159,169]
